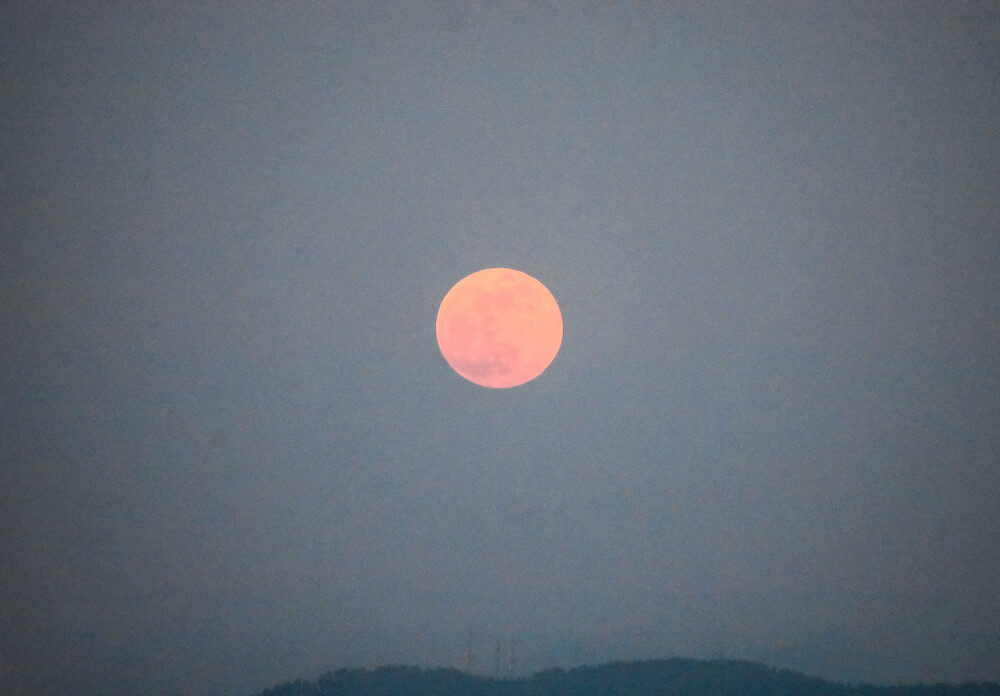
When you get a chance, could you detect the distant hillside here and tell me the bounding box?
[254,658,1000,696]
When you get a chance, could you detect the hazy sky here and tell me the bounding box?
[3,3,999,695]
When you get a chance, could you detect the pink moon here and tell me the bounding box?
[436,268,563,388]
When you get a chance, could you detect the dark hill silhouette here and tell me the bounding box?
[253,658,1000,696]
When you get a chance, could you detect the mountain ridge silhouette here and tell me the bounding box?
[253,658,1000,696]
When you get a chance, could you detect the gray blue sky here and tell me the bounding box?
[2,3,999,695]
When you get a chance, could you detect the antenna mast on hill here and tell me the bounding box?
[464,630,476,674]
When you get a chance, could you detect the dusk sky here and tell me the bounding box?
[3,3,999,695]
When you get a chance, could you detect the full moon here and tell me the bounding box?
[436,268,563,388]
